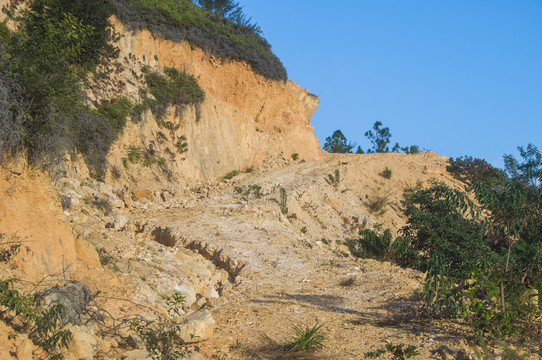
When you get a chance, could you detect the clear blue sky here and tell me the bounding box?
[238,1,542,167]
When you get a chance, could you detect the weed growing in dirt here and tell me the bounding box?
[234,184,262,201]
[175,136,188,154]
[327,169,340,187]
[279,187,288,215]
[381,167,392,179]
[223,170,239,180]
[291,153,299,161]
[282,322,326,353]
[364,193,390,215]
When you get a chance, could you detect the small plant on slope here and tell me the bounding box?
[282,322,326,353]
[279,187,288,215]
[131,291,191,360]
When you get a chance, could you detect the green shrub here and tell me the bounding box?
[96,97,133,136]
[223,170,239,180]
[233,184,262,200]
[113,0,287,81]
[346,228,415,267]
[327,168,340,187]
[282,323,326,353]
[381,167,392,179]
[0,0,125,176]
[175,135,188,154]
[291,153,299,161]
[365,193,390,215]
[142,67,205,119]
[279,187,288,215]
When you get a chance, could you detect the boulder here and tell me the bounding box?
[178,310,215,343]
[67,325,99,360]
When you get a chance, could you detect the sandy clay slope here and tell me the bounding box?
[127,152,479,359]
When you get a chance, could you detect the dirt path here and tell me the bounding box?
[131,153,472,359]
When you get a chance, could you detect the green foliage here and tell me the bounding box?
[400,145,420,154]
[291,153,299,161]
[223,170,239,180]
[346,228,415,267]
[504,143,542,186]
[327,169,340,187]
[0,233,21,263]
[131,291,191,360]
[96,97,133,136]
[401,183,493,309]
[0,279,72,359]
[0,0,125,177]
[113,0,286,81]
[126,145,143,163]
[399,160,542,339]
[279,187,288,215]
[300,226,307,234]
[323,130,356,153]
[142,67,205,119]
[364,121,399,154]
[366,342,419,359]
[447,156,505,186]
[233,184,262,201]
[282,323,326,353]
[175,135,188,154]
[381,167,392,179]
[365,193,390,216]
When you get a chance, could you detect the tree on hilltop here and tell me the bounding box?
[323,130,357,154]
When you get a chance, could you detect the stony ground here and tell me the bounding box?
[5,152,535,359]
[124,153,476,359]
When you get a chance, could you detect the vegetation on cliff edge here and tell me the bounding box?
[112,0,287,81]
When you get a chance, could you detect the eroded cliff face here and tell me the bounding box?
[108,19,322,181]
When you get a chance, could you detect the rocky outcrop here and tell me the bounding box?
[101,19,322,182]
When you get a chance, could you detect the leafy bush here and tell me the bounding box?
[0,0,125,176]
[399,168,542,339]
[113,0,287,81]
[142,67,205,119]
[96,97,133,136]
[291,153,299,161]
[0,236,72,359]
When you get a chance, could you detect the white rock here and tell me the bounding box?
[67,325,98,360]
[178,310,216,343]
